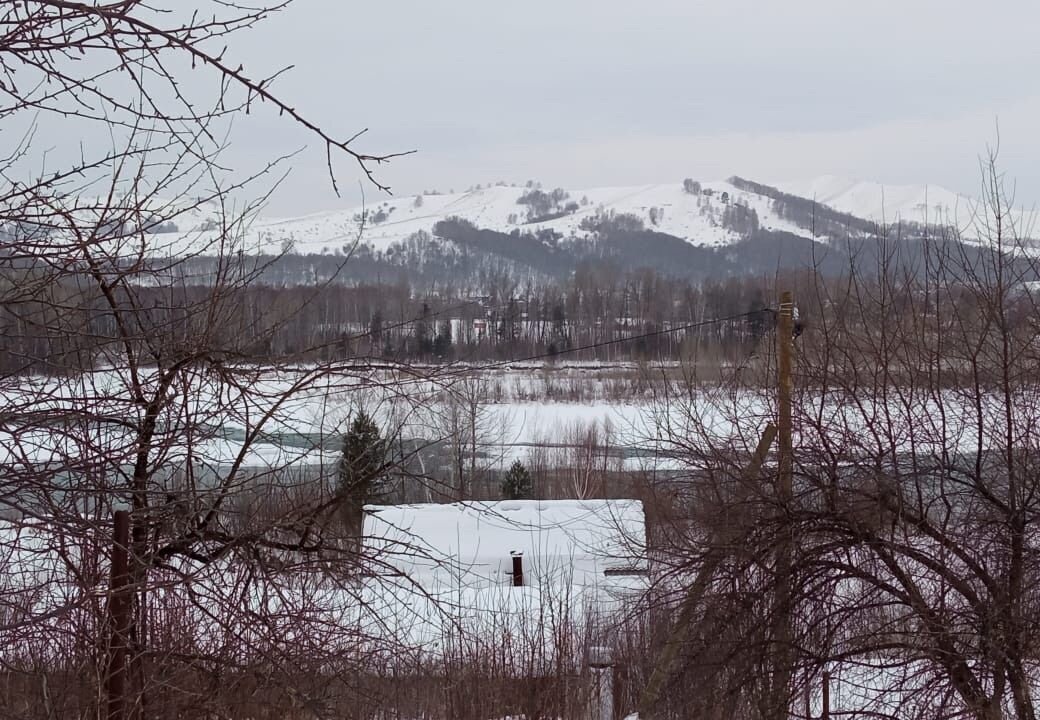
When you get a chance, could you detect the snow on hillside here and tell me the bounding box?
[776,175,1040,247]
[776,175,972,227]
[287,180,823,251]
[140,179,816,257]
[131,175,1035,258]
[213,182,769,254]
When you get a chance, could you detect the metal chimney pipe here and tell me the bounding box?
[511,553,524,587]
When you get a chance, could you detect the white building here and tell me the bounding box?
[359,500,648,654]
[363,499,646,592]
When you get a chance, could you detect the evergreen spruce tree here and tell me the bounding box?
[338,411,387,533]
[501,460,533,500]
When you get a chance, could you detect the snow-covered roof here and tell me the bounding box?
[363,499,646,593]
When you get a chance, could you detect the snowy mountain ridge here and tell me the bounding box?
[774,175,973,228]
[68,175,1032,259]
[233,175,1023,257]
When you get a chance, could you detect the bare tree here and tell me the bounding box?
[0,3,427,718]
[638,157,1040,720]
[434,374,512,500]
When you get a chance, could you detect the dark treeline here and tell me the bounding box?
[3,214,1034,373]
[0,260,776,372]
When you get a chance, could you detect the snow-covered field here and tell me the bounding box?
[0,363,683,472]
[3,362,1037,714]
[0,361,1026,483]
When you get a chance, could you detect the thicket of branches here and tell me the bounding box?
[4,4,1040,720]
[0,3,428,718]
[642,159,1040,720]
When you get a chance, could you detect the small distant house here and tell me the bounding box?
[359,500,646,718]
[359,500,647,652]
[363,499,646,593]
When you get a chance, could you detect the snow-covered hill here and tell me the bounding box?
[775,175,972,227]
[123,175,1032,258]
[238,180,806,255]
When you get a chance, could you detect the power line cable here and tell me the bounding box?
[424,307,771,382]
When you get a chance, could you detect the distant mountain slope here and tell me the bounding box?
[243,180,809,255]
[775,175,972,227]
[81,175,1032,264]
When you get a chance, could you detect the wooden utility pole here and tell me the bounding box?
[773,291,795,720]
[778,291,793,515]
[106,510,131,720]
[634,294,796,720]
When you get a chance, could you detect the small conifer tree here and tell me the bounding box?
[338,411,387,533]
[501,460,533,500]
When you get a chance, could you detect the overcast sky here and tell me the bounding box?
[194,1,1040,213]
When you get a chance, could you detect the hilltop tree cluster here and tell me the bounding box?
[517,187,579,223]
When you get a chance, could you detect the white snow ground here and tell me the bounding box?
[0,363,1019,480]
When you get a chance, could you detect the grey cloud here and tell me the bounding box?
[28,0,1040,214]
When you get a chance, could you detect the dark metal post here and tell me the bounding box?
[106,510,131,720]
[511,553,524,587]
[804,677,812,720]
[589,646,614,720]
[821,671,831,720]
